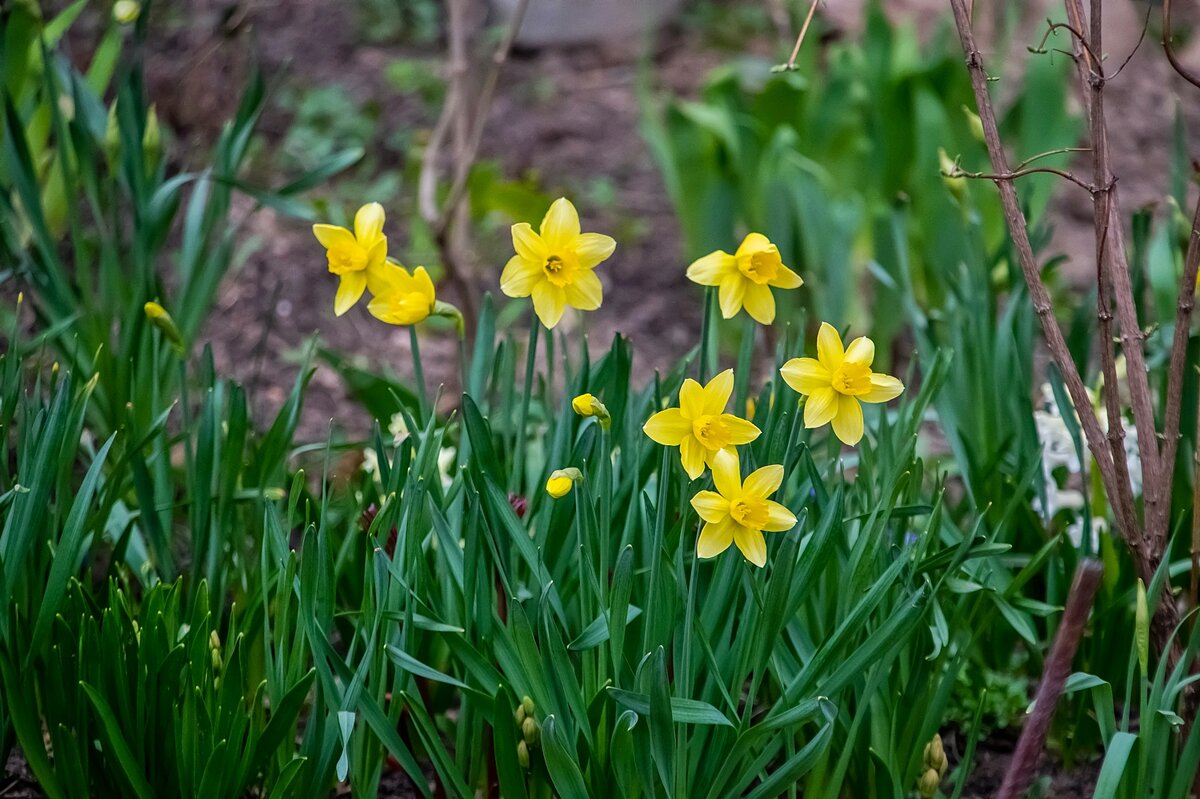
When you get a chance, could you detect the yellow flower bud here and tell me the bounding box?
[545,468,582,499]
[144,301,185,355]
[515,704,526,725]
[209,630,221,650]
[918,768,941,798]
[572,393,611,428]
[923,733,947,777]
[517,740,530,769]
[113,0,141,24]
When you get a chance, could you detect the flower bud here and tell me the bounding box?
[113,0,141,24]
[962,104,984,141]
[143,104,162,165]
[545,468,582,499]
[515,704,526,725]
[522,716,539,745]
[144,301,185,355]
[572,393,611,429]
[923,733,947,777]
[105,103,121,164]
[918,768,941,798]
[522,696,535,717]
[516,740,530,769]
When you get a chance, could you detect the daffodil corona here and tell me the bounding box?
[780,322,904,446]
[367,265,437,326]
[690,449,795,567]
[500,198,616,329]
[686,233,803,325]
[643,369,760,480]
[313,203,389,316]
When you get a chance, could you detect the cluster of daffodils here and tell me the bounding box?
[316,198,907,569]
[313,203,457,327]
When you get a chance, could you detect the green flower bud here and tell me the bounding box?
[515,704,526,725]
[522,696,535,717]
[143,104,162,165]
[517,740,530,769]
[522,716,539,745]
[113,1,141,24]
[918,767,940,798]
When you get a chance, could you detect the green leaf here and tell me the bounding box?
[606,687,733,727]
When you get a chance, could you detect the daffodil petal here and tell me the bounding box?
[354,202,385,246]
[540,197,581,250]
[564,269,602,310]
[532,282,567,329]
[686,251,735,286]
[334,271,367,316]
[680,436,707,480]
[780,357,831,395]
[844,336,875,367]
[733,526,767,567]
[720,414,760,445]
[718,275,746,319]
[313,223,355,250]
[413,266,436,303]
[511,222,545,262]
[762,500,797,532]
[742,283,775,325]
[501,256,541,298]
[830,394,864,445]
[770,264,803,289]
[743,464,783,498]
[702,369,735,415]
[679,378,706,419]
[735,232,773,258]
[697,518,736,559]
[816,323,845,370]
[643,408,690,446]
[711,448,742,498]
[366,237,388,271]
[575,233,616,269]
[804,387,839,428]
[690,490,730,523]
[860,373,905,404]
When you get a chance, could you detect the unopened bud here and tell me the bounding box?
[923,733,947,777]
[113,0,141,24]
[962,104,984,141]
[143,104,161,164]
[105,103,121,164]
[522,696,535,717]
[918,767,940,798]
[571,393,611,429]
[144,301,185,355]
[516,740,530,769]
[545,468,583,499]
[522,716,539,745]
[515,704,526,725]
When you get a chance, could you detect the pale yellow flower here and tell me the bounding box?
[780,322,904,446]
[686,232,803,324]
[367,265,436,326]
[500,198,616,329]
[643,369,760,480]
[313,202,389,316]
[689,448,796,567]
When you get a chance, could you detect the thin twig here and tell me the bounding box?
[944,165,1102,194]
[1014,146,1091,171]
[786,0,821,70]
[1164,0,1200,90]
[997,560,1103,799]
[1159,195,1200,515]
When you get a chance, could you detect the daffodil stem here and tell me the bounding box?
[697,287,716,382]
[409,325,429,423]
[599,426,612,599]
[511,314,539,493]
[734,313,756,415]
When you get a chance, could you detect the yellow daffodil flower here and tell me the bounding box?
[686,232,803,325]
[689,448,795,567]
[500,197,616,329]
[367,265,436,326]
[572,393,611,428]
[642,369,760,480]
[313,202,389,316]
[780,322,905,446]
[546,467,583,498]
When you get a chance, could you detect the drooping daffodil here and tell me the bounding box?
[686,232,803,325]
[643,369,760,480]
[500,197,616,329]
[572,393,611,429]
[367,265,437,326]
[690,448,796,567]
[780,322,904,446]
[546,467,583,499]
[313,202,389,316]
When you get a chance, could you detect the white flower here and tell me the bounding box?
[362,447,380,476]
[388,412,409,446]
[437,447,457,489]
